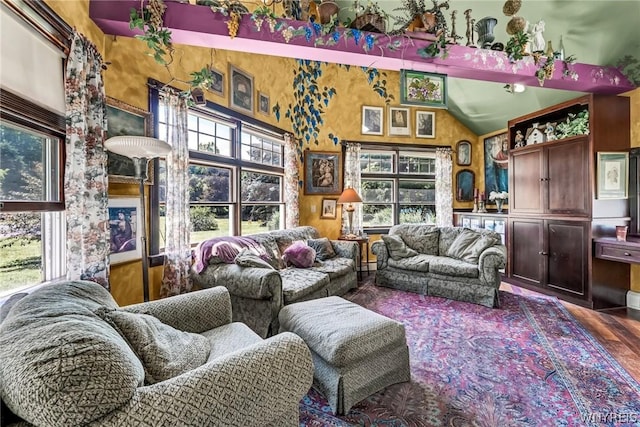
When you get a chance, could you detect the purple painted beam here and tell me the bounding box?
[89,0,635,94]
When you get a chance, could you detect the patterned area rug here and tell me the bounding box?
[299,283,640,426]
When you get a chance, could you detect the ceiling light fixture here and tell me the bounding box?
[504,83,526,93]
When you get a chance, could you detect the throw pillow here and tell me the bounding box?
[97,309,211,385]
[381,234,418,260]
[446,229,481,260]
[460,234,500,264]
[282,241,316,268]
[401,229,440,255]
[235,248,275,269]
[307,237,337,261]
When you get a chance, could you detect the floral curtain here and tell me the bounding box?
[435,147,453,227]
[160,90,192,297]
[343,142,362,235]
[283,133,299,228]
[64,31,110,289]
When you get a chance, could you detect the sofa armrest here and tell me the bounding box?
[370,240,389,269]
[330,240,359,266]
[192,263,283,301]
[123,287,232,333]
[478,245,507,287]
[93,332,313,427]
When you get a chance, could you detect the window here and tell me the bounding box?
[360,148,436,230]
[157,103,285,248]
[0,104,66,295]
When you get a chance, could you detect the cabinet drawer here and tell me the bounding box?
[596,244,640,264]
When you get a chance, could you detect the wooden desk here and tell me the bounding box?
[339,236,370,280]
[594,237,640,265]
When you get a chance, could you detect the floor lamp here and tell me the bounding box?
[338,187,362,238]
[104,136,171,302]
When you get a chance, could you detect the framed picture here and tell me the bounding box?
[105,97,153,184]
[400,70,448,109]
[320,198,338,219]
[362,106,383,135]
[597,152,629,199]
[229,64,254,115]
[258,92,270,116]
[207,67,224,96]
[456,169,475,202]
[108,197,142,264]
[415,111,435,138]
[303,151,343,195]
[484,132,509,203]
[388,106,410,136]
[456,140,472,166]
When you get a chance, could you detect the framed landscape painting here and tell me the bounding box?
[106,97,153,184]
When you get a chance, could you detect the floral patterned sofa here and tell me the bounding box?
[191,226,359,337]
[371,224,506,308]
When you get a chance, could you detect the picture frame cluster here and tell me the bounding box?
[361,106,435,138]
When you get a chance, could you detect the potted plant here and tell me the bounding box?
[350,0,389,33]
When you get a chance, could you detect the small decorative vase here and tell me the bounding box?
[496,199,504,213]
[475,16,498,49]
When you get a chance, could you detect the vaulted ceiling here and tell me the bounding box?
[364,0,640,134]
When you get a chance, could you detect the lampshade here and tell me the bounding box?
[104,136,171,159]
[337,188,362,205]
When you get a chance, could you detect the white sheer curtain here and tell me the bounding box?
[283,133,299,228]
[343,142,362,234]
[159,90,192,297]
[435,147,453,227]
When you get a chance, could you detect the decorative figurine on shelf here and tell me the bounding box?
[450,10,462,43]
[514,129,525,148]
[529,19,546,52]
[464,9,474,46]
[544,122,557,141]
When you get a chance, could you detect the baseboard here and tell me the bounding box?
[627,291,640,310]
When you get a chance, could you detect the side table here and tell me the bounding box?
[338,236,370,281]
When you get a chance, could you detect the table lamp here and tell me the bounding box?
[104,136,171,302]
[337,187,362,237]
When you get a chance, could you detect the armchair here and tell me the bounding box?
[0,281,313,427]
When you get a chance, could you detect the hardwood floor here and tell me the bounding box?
[500,282,640,383]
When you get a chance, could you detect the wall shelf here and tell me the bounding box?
[89,0,635,95]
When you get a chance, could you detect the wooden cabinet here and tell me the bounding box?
[505,94,631,309]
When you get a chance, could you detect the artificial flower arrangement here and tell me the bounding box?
[489,191,508,201]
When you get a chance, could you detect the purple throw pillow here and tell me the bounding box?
[282,241,316,268]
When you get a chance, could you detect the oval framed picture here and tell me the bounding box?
[456,140,472,166]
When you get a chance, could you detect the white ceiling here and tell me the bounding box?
[336,0,640,134]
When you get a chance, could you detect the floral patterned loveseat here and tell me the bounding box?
[191,226,359,337]
[371,224,506,308]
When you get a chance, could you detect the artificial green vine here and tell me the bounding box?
[418,32,450,59]
[129,1,173,65]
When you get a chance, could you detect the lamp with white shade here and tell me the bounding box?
[104,136,171,302]
[337,187,362,238]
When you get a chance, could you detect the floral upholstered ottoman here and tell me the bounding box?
[278,296,410,415]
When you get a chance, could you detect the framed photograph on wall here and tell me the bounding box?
[597,152,629,199]
[484,132,509,203]
[105,97,153,184]
[388,106,410,136]
[304,151,343,195]
[456,169,475,202]
[456,140,472,166]
[362,106,383,135]
[207,67,224,96]
[320,198,338,219]
[108,197,142,264]
[229,64,254,115]
[258,92,270,116]
[400,70,448,109]
[415,111,435,138]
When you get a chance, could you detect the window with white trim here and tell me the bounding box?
[361,147,436,230]
[157,106,285,247]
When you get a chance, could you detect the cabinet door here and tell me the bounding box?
[546,139,590,216]
[545,220,588,298]
[510,148,544,214]
[509,218,544,286]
